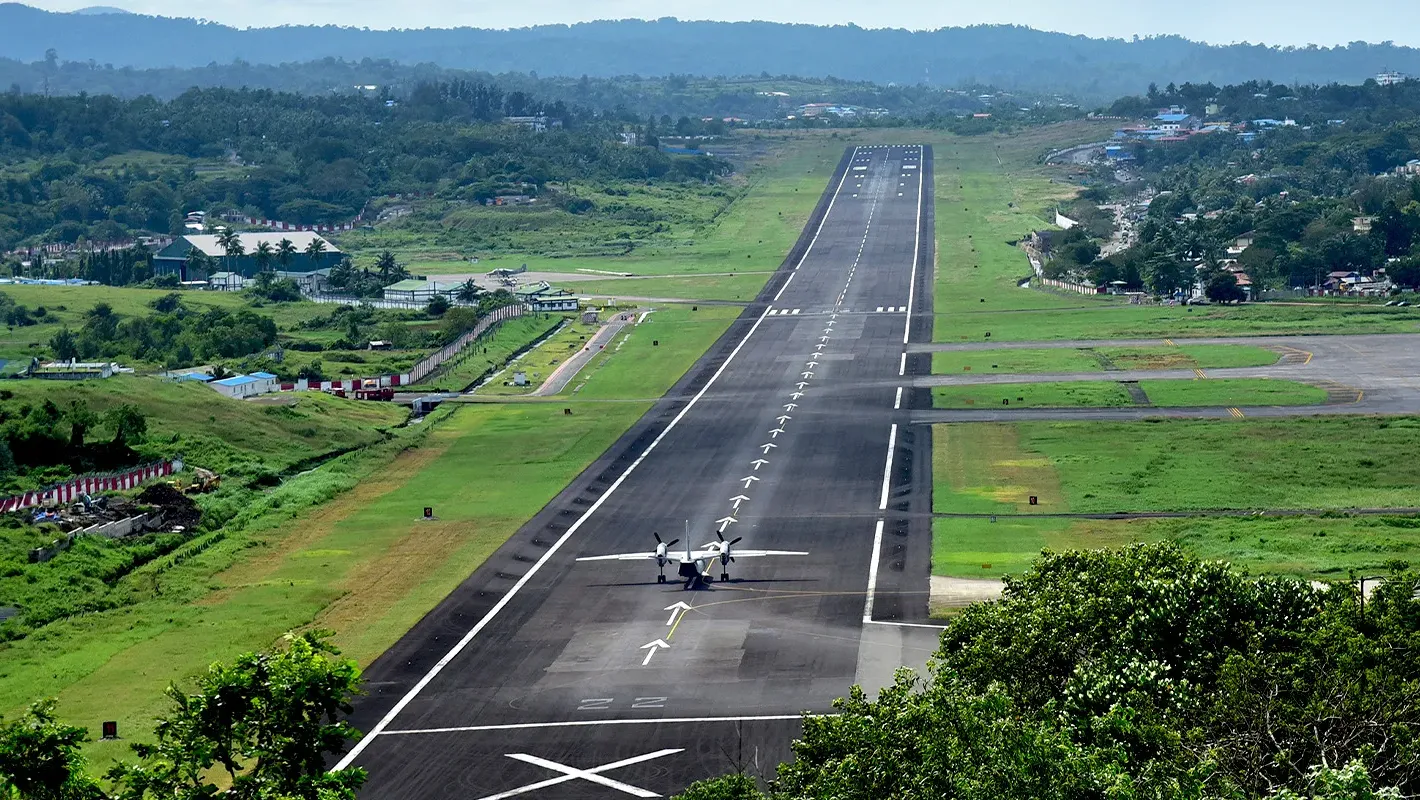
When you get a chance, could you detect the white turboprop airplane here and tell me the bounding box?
[576,524,808,588]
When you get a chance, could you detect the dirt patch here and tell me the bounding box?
[135,483,202,529]
[929,575,1003,616]
[196,440,453,606]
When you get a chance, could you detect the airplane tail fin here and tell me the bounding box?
[685,520,692,561]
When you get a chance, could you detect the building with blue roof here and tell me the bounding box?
[211,372,278,398]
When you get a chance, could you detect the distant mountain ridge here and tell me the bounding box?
[2,3,1419,99]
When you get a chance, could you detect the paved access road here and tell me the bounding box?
[339,146,941,798]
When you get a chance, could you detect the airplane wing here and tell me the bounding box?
[726,549,809,558]
[575,552,661,562]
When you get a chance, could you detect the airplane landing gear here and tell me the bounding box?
[657,574,666,584]
[720,572,730,582]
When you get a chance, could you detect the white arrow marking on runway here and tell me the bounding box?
[791,391,805,400]
[716,516,738,533]
[640,639,670,666]
[760,442,778,454]
[814,343,825,350]
[820,336,831,342]
[751,459,769,471]
[741,475,760,488]
[770,427,786,438]
[827,319,837,326]
[784,403,798,411]
[777,415,792,424]
[730,494,750,511]
[807,361,819,368]
[801,371,814,379]
[663,602,692,626]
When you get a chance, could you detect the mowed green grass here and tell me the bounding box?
[933,381,1133,409]
[1024,417,1420,511]
[930,344,1279,374]
[1138,378,1327,407]
[932,378,1324,409]
[1,401,650,770]
[573,305,742,400]
[935,303,1420,342]
[931,419,1420,580]
[933,514,1420,581]
[568,272,772,302]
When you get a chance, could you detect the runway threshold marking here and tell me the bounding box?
[479,749,683,800]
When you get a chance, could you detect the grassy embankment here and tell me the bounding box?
[925,129,1420,341]
[931,378,1328,409]
[2,133,835,769]
[930,344,1279,374]
[932,419,1420,582]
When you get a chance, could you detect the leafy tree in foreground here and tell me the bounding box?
[108,631,366,800]
[682,544,1420,799]
[0,699,104,800]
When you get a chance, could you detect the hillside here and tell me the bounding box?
[2,6,1420,100]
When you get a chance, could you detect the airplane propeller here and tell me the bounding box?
[716,531,742,563]
[653,531,680,549]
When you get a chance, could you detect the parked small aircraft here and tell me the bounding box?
[576,524,808,588]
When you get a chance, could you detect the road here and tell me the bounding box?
[339,145,941,798]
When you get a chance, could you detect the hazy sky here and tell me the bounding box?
[29,0,1420,48]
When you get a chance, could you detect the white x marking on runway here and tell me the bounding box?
[477,748,684,799]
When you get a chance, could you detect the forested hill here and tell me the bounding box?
[3,5,1420,100]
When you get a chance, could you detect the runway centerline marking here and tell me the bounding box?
[479,749,683,799]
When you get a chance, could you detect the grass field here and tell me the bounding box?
[930,378,1325,409]
[0,401,649,770]
[478,317,601,395]
[932,419,1420,580]
[572,305,742,399]
[567,272,771,302]
[374,132,853,284]
[930,344,1279,374]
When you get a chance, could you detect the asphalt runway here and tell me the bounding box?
[909,333,1420,422]
[339,145,941,798]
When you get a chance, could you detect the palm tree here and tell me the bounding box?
[275,238,297,271]
[305,238,328,271]
[253,241,275,276]
[184,246,212,281]
[456,279,481,304]
[375,251,398,283]
[215,228,244,275]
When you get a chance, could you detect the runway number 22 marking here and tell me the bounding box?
[578,697,667,711]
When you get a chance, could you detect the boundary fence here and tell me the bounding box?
[0,458,184,513]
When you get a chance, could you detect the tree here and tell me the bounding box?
[676,774,764,800]
[1204,269,1247,303]
[425,295,450,316]
[304,238,327,271]
[104,404,147,447]
[215,229,244,275]
[455,279,481,304]
[374,251,398,284]
[1143,252,1191,296]
[688,544,1420,798]
[63,399,96,449]
[0,699,104,800]
[253,240,275,276]
[108,631,366,800]
[275,238,297,271]
[1390,255,1420,290]
[183,247,211,280]
[48,328,78,361]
